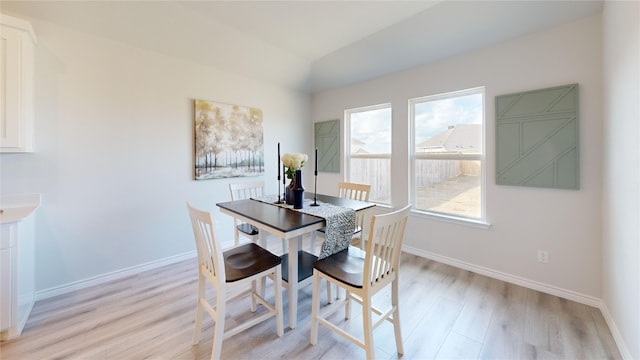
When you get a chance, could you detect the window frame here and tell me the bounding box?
[409,87,488,226]
[344,103,393,206]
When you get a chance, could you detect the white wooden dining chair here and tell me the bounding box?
[310,181,372,251]
[337,181,371,202]
[338,181,371,249]
[187,202,284,360]
[229,181,287,254]
[310,181,372,301]
[228,181,263,245]
[310,205,411,360]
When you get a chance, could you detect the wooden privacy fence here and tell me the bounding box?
[349,158,391,202]
[414,159,480,187]
[349,158,481,202]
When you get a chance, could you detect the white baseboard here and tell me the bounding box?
[35,251,197,301]
[402,245,601,307]
[599,303,633,359]
[402,245,635,358]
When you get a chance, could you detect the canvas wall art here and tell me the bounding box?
[194,99,264,180]
[314,119,340,173]
[496,83,579,189]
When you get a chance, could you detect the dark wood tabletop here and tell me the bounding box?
[216,199,323,233]
[216,193,374,233]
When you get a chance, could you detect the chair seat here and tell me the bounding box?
[237,223,259,236]
[280,250,318,283]
[313,246,366,289]
[224,243,282,283]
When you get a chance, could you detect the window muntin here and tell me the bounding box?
[346,104,392,205]
[410,88,485,221]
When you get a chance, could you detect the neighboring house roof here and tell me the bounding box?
[351,137,368,154]
[416,124,481,152]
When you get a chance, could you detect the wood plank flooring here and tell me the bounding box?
[0,252,621,359]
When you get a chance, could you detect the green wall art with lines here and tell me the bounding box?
[496,83,579,189]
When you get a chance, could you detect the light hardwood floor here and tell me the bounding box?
[0,252,621,359]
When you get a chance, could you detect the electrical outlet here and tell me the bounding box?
[537,250,549,263]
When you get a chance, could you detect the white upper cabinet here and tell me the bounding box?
[0,14,37,153]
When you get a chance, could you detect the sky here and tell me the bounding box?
[414,93,483,142]
[350,92,482,154]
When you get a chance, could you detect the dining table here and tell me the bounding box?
[216,193,374,329]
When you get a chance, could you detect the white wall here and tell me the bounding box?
[602,1,639,358]
[0,18,311,293]
[312,16,603,300]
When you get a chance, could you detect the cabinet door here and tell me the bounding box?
[0,26,22,149]
[0,247,11,331]
[0,15,35,153]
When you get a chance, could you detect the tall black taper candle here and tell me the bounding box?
[275,142,282,203]
[311,147,319,206]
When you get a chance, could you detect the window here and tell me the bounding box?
[410,87,485,222]
[345,104,392,205]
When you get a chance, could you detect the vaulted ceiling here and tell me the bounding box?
[2,1,603,93]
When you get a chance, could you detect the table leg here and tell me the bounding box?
[288,235,299,329]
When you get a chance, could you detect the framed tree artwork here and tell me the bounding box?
[194,99,264,180]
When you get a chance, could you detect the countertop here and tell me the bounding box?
[0,194,41,224]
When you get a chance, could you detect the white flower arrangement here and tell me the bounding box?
[281,152,308,179]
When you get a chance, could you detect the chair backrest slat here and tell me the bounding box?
[187,202,224,281]
[338,182,371,202]
[364,205,411,290]
[229,181,266,201]
[338,182,372,239]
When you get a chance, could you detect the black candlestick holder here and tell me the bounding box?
[310,169,319,206]
[275,174,284,204]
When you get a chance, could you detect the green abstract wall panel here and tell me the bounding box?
[496,84,579,189]
[314,119,340,173]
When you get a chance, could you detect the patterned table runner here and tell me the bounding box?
[252,195,356,259]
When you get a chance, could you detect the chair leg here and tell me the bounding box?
[362,295,375,360]
[191,273,205,345]
[310,231,316,253]
[392,280,404,355]
[335,284,342,300]
[250,280,257,312]
[313,232,333,305]
[211,291,226,360]
[310,270,321,345]
[345,290,352,320]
